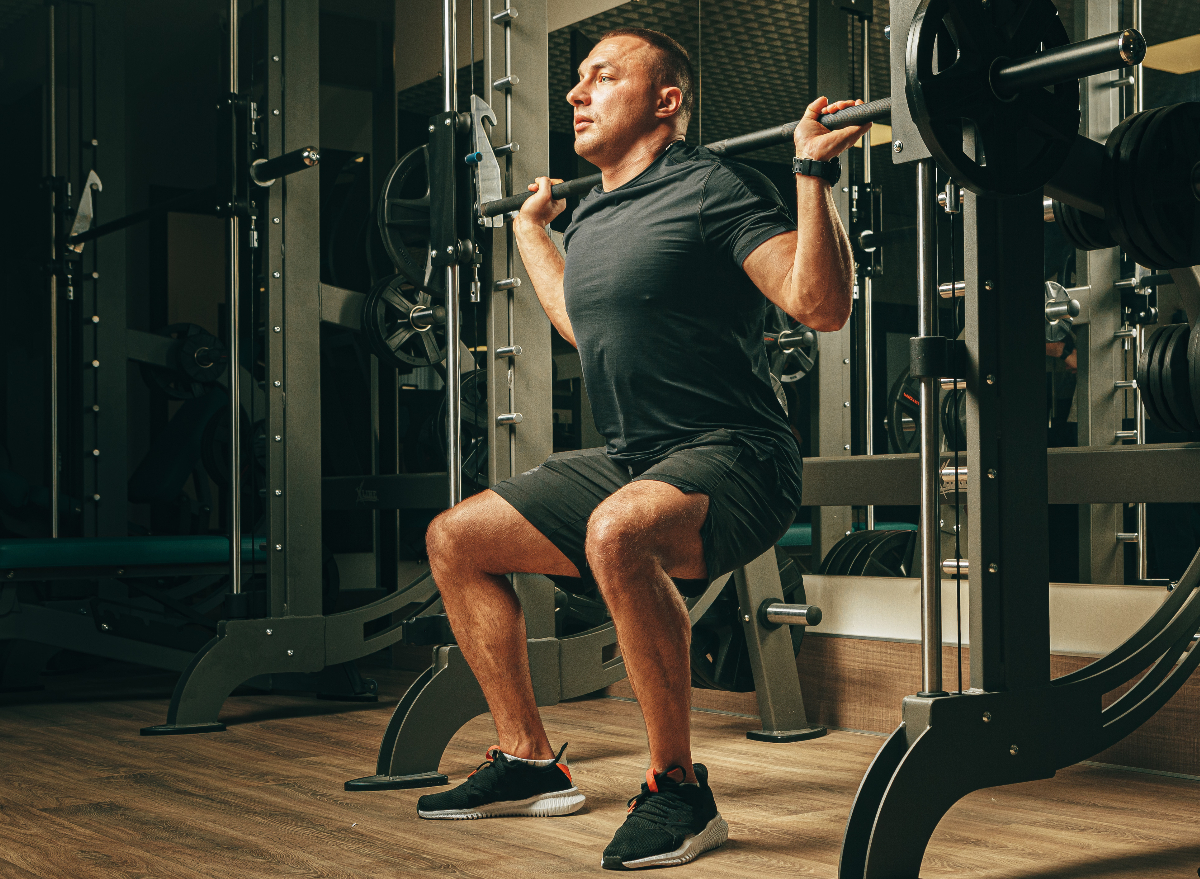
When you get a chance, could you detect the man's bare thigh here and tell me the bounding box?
[445,489,581,578]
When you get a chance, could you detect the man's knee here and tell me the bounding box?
[426,507,473,565]
[585,505,645,576]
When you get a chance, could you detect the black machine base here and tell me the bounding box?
[139,721,228,736]
[344,771,449,791]
[746,725,828,743]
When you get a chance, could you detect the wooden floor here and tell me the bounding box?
[2,662,1200,879]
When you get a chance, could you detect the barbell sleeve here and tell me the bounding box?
[759,600,823,629]
[992,29,1146,98]
[250,146,320,186]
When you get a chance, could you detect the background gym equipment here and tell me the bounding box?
[136,324,229,400]
[805,0,1200,873]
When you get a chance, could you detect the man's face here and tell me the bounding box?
[566,36,662,163]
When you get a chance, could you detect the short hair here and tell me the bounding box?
[599,26,695,123]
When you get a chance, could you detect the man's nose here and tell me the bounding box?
[566,82,586,105]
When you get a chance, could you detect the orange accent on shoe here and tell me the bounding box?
[468,746,501,778]
[645,767,659,793]
[557,762,573,783]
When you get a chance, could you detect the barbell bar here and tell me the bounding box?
[477,28,1142,220]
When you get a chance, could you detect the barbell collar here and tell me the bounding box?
[758,600,822,630]
[991,29,1146,99]
[250,146,320,187]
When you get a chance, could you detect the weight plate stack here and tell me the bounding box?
[906,0,1078,197]
[817,529,918,577]
[1051,199,1116,252]
[1105,103,1200,269]
[1161,324,1198,432]
[1135,103,1200,269]
[1137,325,1168,430]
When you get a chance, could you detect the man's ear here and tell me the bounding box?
[654,86,684,120]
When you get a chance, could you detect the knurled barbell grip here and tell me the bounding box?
[818,98,893,131]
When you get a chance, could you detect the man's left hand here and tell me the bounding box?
[794,96,872,162]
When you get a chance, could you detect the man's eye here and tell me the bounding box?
[599,75,613,83]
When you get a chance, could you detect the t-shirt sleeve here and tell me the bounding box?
[699,162,797,268]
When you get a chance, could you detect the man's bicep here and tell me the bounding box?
[742,230,797,306]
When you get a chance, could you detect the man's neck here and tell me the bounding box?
[597,129,683,191]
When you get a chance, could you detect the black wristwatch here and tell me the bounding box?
[793,155,841,187]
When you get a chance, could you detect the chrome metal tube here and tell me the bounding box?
[763,603,823,627]
[48,4,59,538]
[444,0,463,506]
[863,15,875,533]
[916,160,944,695]
[228,0,242,592]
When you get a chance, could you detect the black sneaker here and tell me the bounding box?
[416,743,584,819]
[601,763,728,870]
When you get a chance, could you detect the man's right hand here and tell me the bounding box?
[517,176,567,229]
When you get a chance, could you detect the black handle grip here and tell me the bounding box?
[992,29,1145,97]
[819,98,893,130]
[251,146,320,185]
[479,173,603,218]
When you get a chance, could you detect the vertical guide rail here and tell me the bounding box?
[916,159,944,696]
[48,4,59,538]
[228,0,242,592]
[443,0,463,507]
[1131,0,1150,582]
[503,0,517,480]
[861,16,875,532]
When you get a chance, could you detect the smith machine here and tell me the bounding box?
[347,0,1200,871]
[810,0,1200,875]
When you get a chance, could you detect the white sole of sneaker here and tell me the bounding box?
[610,814,729,869]
[417,788,586,820]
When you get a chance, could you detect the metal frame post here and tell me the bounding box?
[808,0,854,560]
[965,190,1051,692]
[915,160,944,696]
[47,3,59,538]
[1073,0,1127,585]
[227,0,242,593]
[443,0,463,508]
[861,14,875,532]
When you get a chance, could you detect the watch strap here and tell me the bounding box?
[792,155,841,186]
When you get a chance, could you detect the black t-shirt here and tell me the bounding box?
[562,141,802,496]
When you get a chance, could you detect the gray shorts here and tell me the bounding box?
[490,443,799,592]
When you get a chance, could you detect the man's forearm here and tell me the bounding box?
[789,176,855,332]
[512,219,576,347]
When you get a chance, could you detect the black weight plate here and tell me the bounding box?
[1102,112,1142,257]
[1137,325,1169,430]
[376,145,435,288]
[1138,103,1200,269]
[887,368,921,454]
[1190,321,1200,432]
[1150,325,1185,434]
[906,0,1078,197]
[861,530,919,578]
[1161,324,1198,432]
[1107,109,1159,266]
[816,529,878,576]
[361,274,446,369]
[1118,108,1175,270]
[843,530,896,577]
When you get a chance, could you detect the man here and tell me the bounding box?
[415,26,865,870]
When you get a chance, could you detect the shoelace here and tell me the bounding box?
[626,766,689,816]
